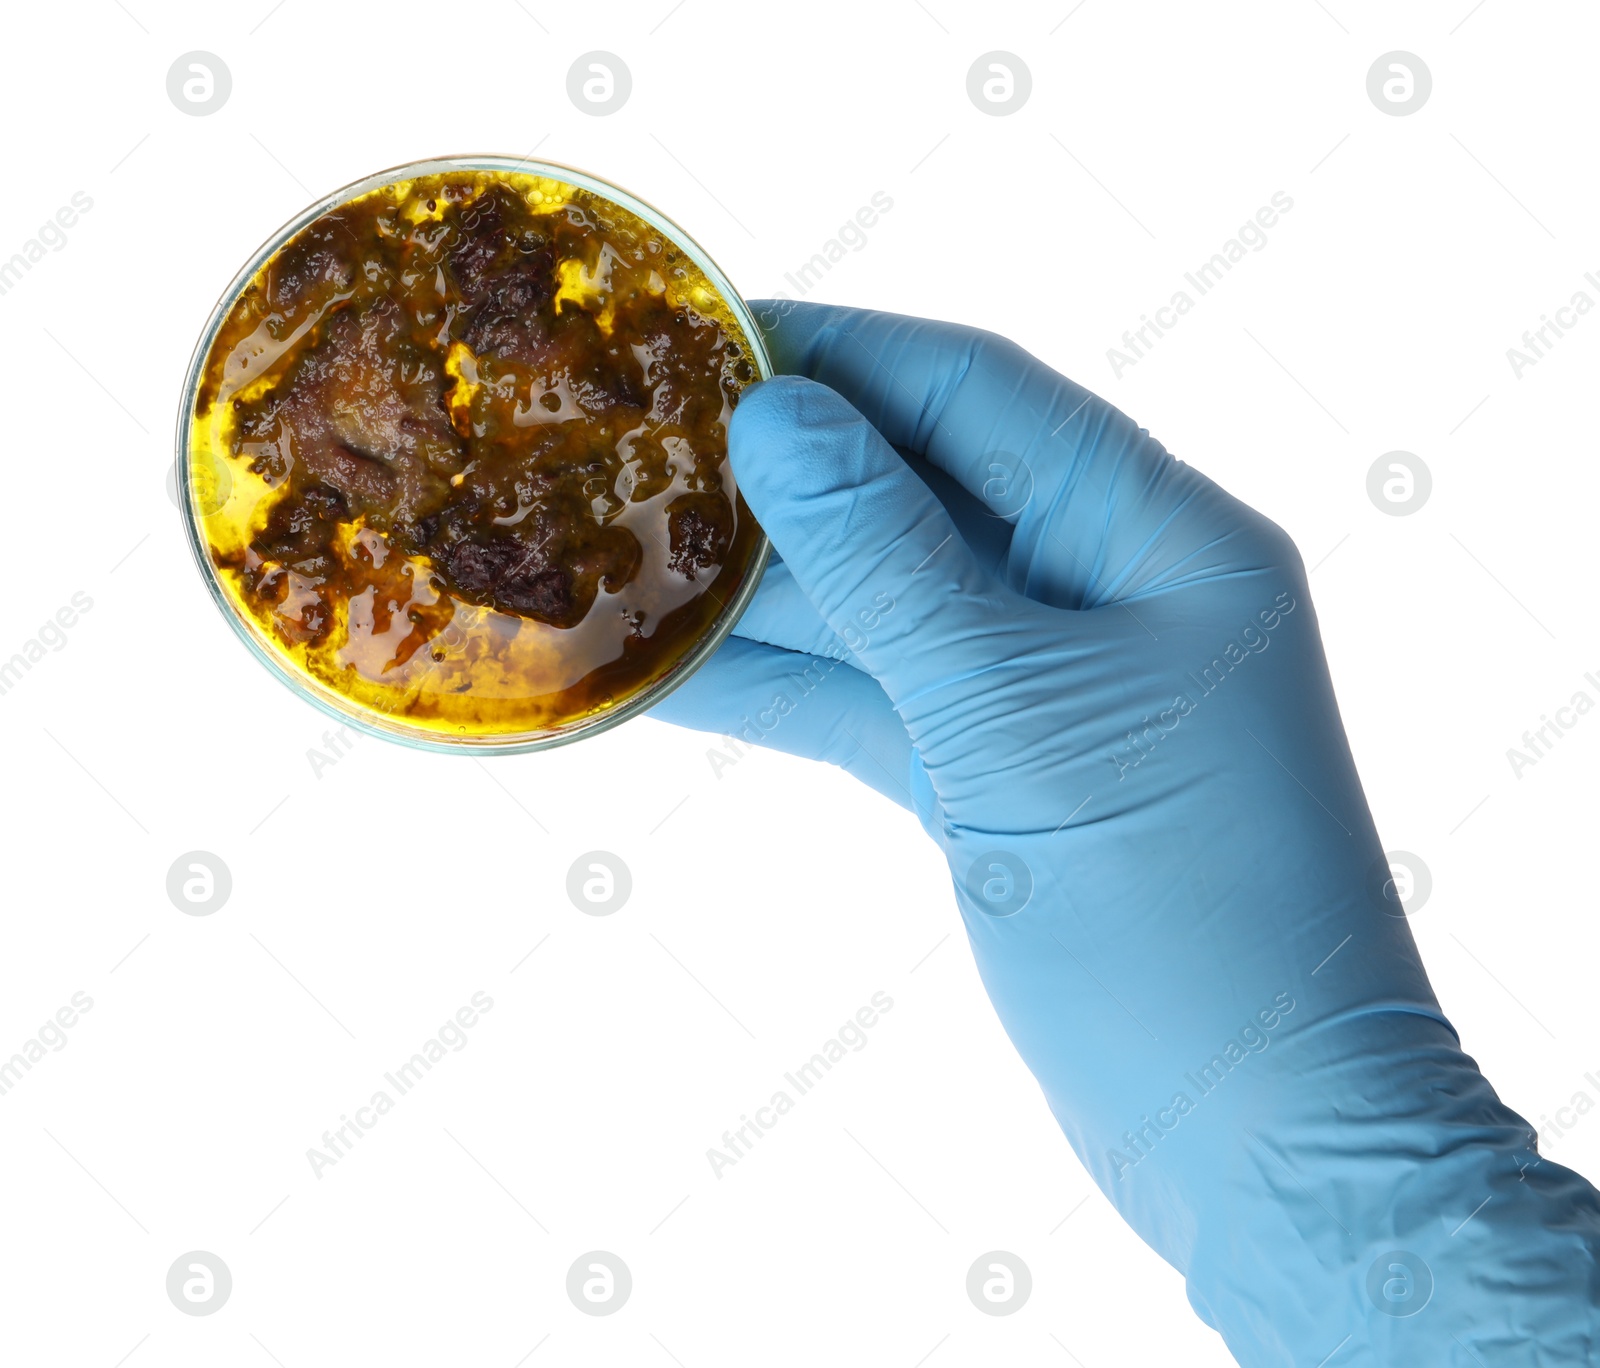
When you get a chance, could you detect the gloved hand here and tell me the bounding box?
[650,302,1600,1365]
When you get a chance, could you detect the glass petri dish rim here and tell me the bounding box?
[175,153,772,756]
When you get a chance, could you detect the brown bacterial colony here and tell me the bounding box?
[187,168,763,740]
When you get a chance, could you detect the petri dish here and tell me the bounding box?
[176,155,770,753]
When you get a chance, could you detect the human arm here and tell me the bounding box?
[652,302,1600,1364]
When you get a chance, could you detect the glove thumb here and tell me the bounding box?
[729,375,1020,710]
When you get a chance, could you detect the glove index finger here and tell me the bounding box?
[748,301,1266,616]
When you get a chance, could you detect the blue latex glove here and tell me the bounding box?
[650,303,1600,1364]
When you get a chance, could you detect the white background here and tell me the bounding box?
[1,1,1597,1364]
